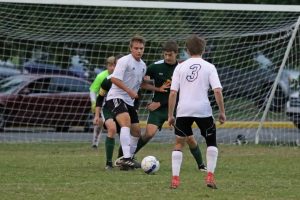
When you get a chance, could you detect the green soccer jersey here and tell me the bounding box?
[90,70,109,93]
[146,60,177,107]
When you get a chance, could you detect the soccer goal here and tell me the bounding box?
[0,0,299,145]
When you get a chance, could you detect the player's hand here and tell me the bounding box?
[147,102,161,111]
[91,101,96,113]
[158,82,171,93]
[168,116,175,127]
[93,116,103,126]
[128,89,139,99]
[218,112,226,124]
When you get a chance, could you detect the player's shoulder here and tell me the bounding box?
[118,54,131,63]
[154,59,164,65]
[148,59,164,68]
[98,69,109,77]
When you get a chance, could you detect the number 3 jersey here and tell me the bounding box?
[170,57,222,117]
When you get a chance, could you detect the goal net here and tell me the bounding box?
[0,0,299,145]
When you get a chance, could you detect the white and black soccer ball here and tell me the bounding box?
[141,156,160,174]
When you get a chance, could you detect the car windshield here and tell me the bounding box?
[0,77,25,94]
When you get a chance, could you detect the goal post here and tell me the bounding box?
[0,0,299,145]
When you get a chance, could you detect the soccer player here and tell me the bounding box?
[89,56,116,148]
[168,35,226,189]
[105,35,148,169]
[94,55,123,170]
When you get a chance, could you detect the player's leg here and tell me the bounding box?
[135,124,158,154]
[106,99,135,169]
[134,108,165,154]
[170,117,193,189]
[171,136,185,189]
[92,118,103,148]
[186,135,207,172]
[104,118,117,170]
[196,117,218,189]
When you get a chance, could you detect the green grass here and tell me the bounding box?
[0,143,299,200]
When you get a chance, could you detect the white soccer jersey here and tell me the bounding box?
[171,57,222,117]
[106,54,146,106]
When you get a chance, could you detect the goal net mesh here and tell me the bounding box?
[0,1,299,145]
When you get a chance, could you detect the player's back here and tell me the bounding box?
[173,57,221,117]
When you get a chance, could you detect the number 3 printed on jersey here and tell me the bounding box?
[186,64,201,82]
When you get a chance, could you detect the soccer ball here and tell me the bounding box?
[141,156,160,174]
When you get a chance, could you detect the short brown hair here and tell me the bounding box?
[186,34,206,56]
[130,35,146,47]
[162,40,178,53]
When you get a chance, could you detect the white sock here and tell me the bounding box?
[92,125,100,145]
[206,146,218,173]
[120,127,131,158]
[130,135,139,158]
[172,150,182,177]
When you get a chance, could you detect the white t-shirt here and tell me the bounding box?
[106,54,146,106]
[171,57,222,117]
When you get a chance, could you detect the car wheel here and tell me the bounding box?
[55,126,69,132]
[84,113,94,133]
[0,107,4,132]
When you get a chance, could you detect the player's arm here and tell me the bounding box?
[210,67,226,124]
[213,88,226,124]
[111,77,138,99]
[89,72,107,113]
[168,67,180,126]
[94,78,111,125]
[140,80,170,93]
[168,90,177,126]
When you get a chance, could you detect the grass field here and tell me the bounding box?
[0,143,299,200]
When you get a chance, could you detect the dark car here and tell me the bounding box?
[23,61,80,77]
[0,74,92,132]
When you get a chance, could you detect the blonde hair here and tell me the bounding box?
[106,56,116,65]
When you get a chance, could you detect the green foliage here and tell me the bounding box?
[0,143,299,200]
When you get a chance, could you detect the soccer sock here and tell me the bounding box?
[92,125,100,145]
[206,146,218,173]
[130,135,139,158]
[172,150,183,177]
[117,145,123,158]
[120,127,131,158]
[95,126,101,145]
[134,137,149,154]
[105,136,115,165]
[189,144,204,167]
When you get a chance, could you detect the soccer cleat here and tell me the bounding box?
[205,172,217,189]
[114,156,124,167]
[105,161,113,170]
[105,165,113,171]
[132,157,141,168]
[198,163,207,172]
[170,176,180,189]
[120,157,135,168]
[92,144,98,149]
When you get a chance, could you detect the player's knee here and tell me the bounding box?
[186,136,197,147]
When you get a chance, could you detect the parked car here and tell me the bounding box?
[23,60,79,77]
[286,78,300,129]
[215,66,299,112]
[0,66,21,81]
[0,74,93,132]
